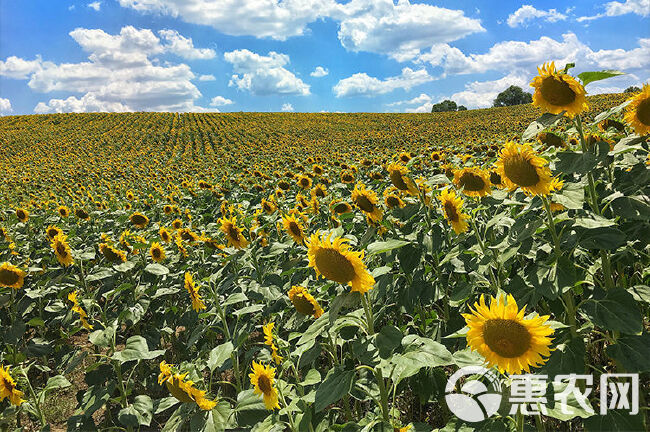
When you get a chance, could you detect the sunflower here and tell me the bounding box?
[51,233,74,267]
[46,225,63,240]
[150,242,166,263]
[313,164,324,175]
[386,163,418,195]
[68,290,93,330]
[463,294,554,374]
[537,132,566,149]
[438,188,469,234]
[452,167,492,198]
[430,151,445,162]
[297,175,312,189]
[184,272,206,311]
[261,197,277,215]
[179,228,200,243]
[530,62,588,117]
[495,142,553,196]
[624,83,650,135]
[306,231,375,294]
[0,262,26,289]
[57,205,70,218]
[383,187,405,209]
[288,285,323,318]
[489,170,503,187]
[159,227,172,243]
[340,171,355,184]
[171,219,183,230]
[311,184,327,199]
[351,183,383,223]
[398,152,411,163]
[130,212,149,229]
[282,214,306,244]
[330,200,352,215]
[99,243,127,263]
[0,365,25,406]
[262,322,283,364]
[219,216,249,249]
[158,361,217,410]
[74,208,90,220]
[163,204,173,214]
[15,208,29,223]
[249,362,280,410]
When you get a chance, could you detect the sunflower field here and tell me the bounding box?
[0,66,648,432]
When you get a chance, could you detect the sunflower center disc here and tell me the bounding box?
[483,318,531,358]
[228,226,240,241]
[132,215,146,225]
[459,172,486,191]
[503,155,540,187]
[334,203,349,214]
[315,248,356,284]
[387,196,400,208]
[153,249,161,259]
[289,222,301,237]
[56,242,68,257]
[258,375,272,394]
[540,76,576,106]
[0,268,20,285]
[444,201,460,223]
[490,171,502,185]
[355,195,375,213]
[292,293,315,315]
[636,98,650,126]
[390,170,408,190]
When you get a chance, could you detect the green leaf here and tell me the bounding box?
[578,227,625,250]
[578,70,624,86]
[144,263,169,276]
[593,99,632,123]
[367,239,410,255]
[302,369,321,386]
[382,336,454,384]
[581,289,643,334]
[298,312,329,346]
[86,269,114,282]
[541,337,586,376]
[153,397,180,414]
[398,243,422,274]
[207,342,234,372]
[556,151,598,174]
[375,325,403,359]
[610,196,650,221]
[574,215,616,229]
[44,375,72,393]
[553,182,585,210]
[585,410,646,432]
[118,395,153,427]
[522,112,565,141]
[606,334,650,372]
[112,335,166,363]
[314,367,354,412]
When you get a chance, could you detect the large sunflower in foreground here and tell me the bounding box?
[494,142,553,196]
[463,294,554,375]
[0,365,25,406]
[288,285,324,318]
[0,262,26,289]
[530,62,587,117]
[351,183,383,223]
[624,83,650,135]
[452,167,492,198]
[282,214,306,244]
[438,189,469,234]
[51,233,74,267]
[306,231,375,294]
[158,361,217,410]
[249,361,280,410]
[219,216,249,249]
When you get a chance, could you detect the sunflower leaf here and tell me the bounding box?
[522,112,565,141]
[578,70,624,86]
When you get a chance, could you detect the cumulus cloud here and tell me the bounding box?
[117,0,484,61]
[281,103,294,112]
[210,96,233,106]
[158,29,216,59]
[507,5,567,27]
[0,98,12,115]
[578,0,649,21]
[198,74,216,81]
[88,1,101,11]
[449,73,531,109]
[8,26,213,113]
[333,67,433,97]
[310,66,329,77]
[224,49,309,96]
[386,93,432,107]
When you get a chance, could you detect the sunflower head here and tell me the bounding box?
[495,142,553,196]
[306,231,375,294]
[530,62,588,117]
[330,200,352,215]
[15,208,29,223]
[463,294,554,374]
[0,262,26,290]
[249,362,280,410]
[57,206,70,218]
[159,227,172,243]
[99,243,127,263]
[452,167,491,198]
[288,285,324,318]
[387,163,418,195]
[282,214,306,244]
[624,83,650,135]
[150,242,166,262]
[46,225,63,240]
[51,233,74,267]
[129,212,149,229]
[75,208,90,220]
[0,365,25,406]
[351,183,383,223]
[219,216,249,249]
[438,188,469,234]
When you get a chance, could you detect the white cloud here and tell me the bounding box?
[281,103,294,112]
[0,56,44,79]
[387,93,432,107]
[198,74,216,81]
[19,26,210,113]
[334,0,485,61]
[586,38,650,70]
[507,5,567,27]
[210,96,233,106]
[0,98,12,115]
[578,0,649,21]
[117,0,483,61]
[88,1,101,11]
[310,66,329,77]
[449,73,530,109]
[158,29,216,59]
[224,49,309,96]
[333,67,433,97]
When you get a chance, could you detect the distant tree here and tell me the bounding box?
[493,85,533,107]
[458,105,467,111]
[624,86,641,93]
[431,100,458,112]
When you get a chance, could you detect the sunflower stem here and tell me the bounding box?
[374,367,391,424]
[360,293,375,335]
[21,367,46,427]
[470,217,500,292]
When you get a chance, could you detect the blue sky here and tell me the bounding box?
[0,0,648,115]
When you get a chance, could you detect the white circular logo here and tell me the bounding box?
[445,366,503,422]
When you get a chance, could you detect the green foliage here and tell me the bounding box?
[493,85,532,107]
